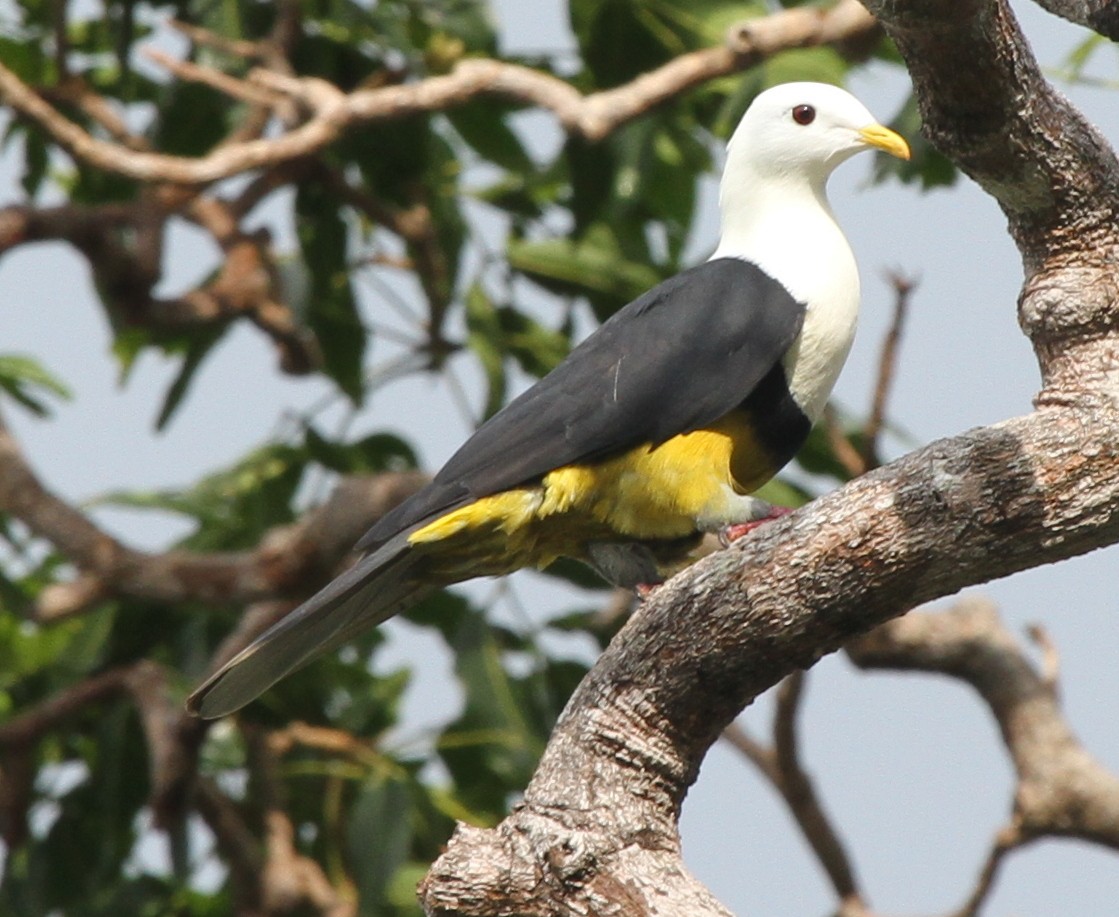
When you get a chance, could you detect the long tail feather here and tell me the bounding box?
[188,535,429,718]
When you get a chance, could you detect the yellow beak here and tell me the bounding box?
[859,124,911,160]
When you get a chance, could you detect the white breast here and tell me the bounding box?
[713,181,860,423]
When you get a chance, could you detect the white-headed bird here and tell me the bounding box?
[190,82,909,718]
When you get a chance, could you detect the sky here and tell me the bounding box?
[1,0,1117,913]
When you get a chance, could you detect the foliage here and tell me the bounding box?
[0,0,943,913]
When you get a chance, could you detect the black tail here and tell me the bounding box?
[188,535,430,718]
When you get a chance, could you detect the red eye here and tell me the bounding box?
[792,104,816,125]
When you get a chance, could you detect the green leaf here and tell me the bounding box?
[0,355,72,417]
[35,705,148,911]
[1060,32,1109,83]
[0,36,48,83]
[569,0,683,87]
[507,231,661,307]
[437,610,546,817]
[464,283,508,418]
[110,328,147,383]
[20,128,49,198]
[349,775,414,912]
[154,330,222,431]
[385,862,429,914]
[447,102,533,173]
[713,47,851,137]
[499,308,570,379]
[304,426,417,475]
[872,94,957,190]
[92,443,307,549]
[464,282,571,418]
[753,475,812,509]
[0,606,113,690]
[149,82,231,158]
[296,182,367,402]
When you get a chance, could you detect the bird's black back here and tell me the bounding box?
[357,257,805,552]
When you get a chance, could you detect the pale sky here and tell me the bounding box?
[1,1,1116,912]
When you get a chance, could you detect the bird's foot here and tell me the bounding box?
[634,582,661,601]
[719,506,793,546]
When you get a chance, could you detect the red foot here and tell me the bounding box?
[720,506,793,544]
[634,582,662,601]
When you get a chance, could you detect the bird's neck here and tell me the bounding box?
[713,172,861,423]
[713,173,856,303]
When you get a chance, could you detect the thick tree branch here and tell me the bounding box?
[0,1,877,187]
[1029,0,1119,39]
[850,598,1119,849]
[422,402,1119,914]
[0,407,425,617]
[860,0,1119,401]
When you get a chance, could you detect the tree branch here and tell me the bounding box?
[862,270,917,468]
[422,402,1119,914]
[421,8,1119,907]
[849,598,1119,849]
[724,674,864,908]
[860,0,1119,401]
[1028,0,1119,39]
[246,725,357,917]
[0,407,425,617]
[0,1,877,187]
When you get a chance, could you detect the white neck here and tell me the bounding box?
[711,170,861,422]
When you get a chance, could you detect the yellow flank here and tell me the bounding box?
[407,409,777,579]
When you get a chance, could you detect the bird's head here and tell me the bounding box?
[726,82,910,187]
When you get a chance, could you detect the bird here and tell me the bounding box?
[189,82,909,718]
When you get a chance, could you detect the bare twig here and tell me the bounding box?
[1026,623,1061,693]
[167,19,274,61]
[862,270,918,467]
[246,726,357,917]
[0,666,136,747]
[723,674,864,908]
[823,403,870,478]
[194,777,267,913]
[773,672,862,904]
[269,721,382,765]
[951,824,1023,917]
[0,659,208,837]
[143,46,290,110]
[721,722,779,783]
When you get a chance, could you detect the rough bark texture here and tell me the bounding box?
[419,1,1119,913]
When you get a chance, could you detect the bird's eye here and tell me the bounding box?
[792,104,816,126]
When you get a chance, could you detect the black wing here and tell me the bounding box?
[358,257,804,551]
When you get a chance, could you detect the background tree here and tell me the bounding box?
[0,1,1117,915]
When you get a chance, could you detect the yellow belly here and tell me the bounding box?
[407,410,777,579]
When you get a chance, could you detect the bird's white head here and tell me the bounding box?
[725,81,910,188]
[713,81,909,275]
